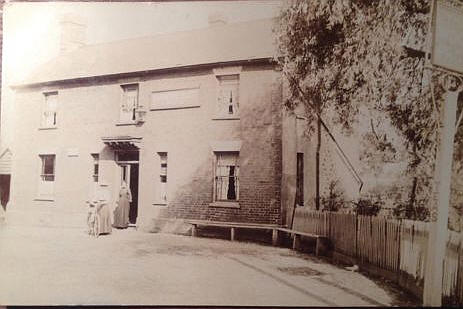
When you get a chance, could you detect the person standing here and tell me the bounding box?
[97,183,112,234]
[87,183,112,235]
[113,181,132,229]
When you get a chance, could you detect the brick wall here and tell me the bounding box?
[165,68,283,225]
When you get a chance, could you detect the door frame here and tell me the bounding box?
[116,151,140,224]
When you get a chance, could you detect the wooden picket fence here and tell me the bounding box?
[291,209,463,304]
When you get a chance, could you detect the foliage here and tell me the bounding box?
[276,0,463,220]
[393,198,431,221]
[321,180,346,212]
[352,196,383,216]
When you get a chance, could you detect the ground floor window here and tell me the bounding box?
[214,152,239,201]
[38,154,55,198]
[91,154,99,182]
[158,152,167,203]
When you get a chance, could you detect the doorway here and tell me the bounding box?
[0,174,10,211]
[117,151,139,225]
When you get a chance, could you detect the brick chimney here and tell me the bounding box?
[59,13,86,53]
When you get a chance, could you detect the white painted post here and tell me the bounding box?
[423,90,459,306]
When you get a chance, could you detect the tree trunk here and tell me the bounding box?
[316,116,321,210]
[407,176,418,219]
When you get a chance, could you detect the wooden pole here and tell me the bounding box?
[423,89,459,306]
[316,116,321,210]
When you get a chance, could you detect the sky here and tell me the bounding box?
[2,1,282,84]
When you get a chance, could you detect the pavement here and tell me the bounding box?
[0,224,418,306]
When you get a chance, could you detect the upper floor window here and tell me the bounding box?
[42,92,58,127]
[214,152,239,201]
[216,75,239,118]
[120,84,139,123]
[91,154,99,183]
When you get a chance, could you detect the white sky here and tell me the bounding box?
[3,1,282,84]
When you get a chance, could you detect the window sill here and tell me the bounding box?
[116,122,136,126]
[212,116,240,121]
[209,201,240,209]
[34,197,54,202]
[151,105,200,111]
[38,126,58,130]
[153,202,167,206]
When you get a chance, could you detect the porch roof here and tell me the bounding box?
[101,136,142,150]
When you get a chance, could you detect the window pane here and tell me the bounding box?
[158,153,168,202]
[121,85,138,122]
[40,155,55,182]
[43,93,58,126]
[217,75,239,116]
[43,156,55,175]
[91,154,99,183]
[215,152,239,201]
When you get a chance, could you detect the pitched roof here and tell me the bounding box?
[0,148,12,175]
[19,18,277,87]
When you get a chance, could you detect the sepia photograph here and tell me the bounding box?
[0,0,462,306]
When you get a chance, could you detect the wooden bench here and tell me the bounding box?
[276,227,330,256]
[185,220,330,256]
[185,220,280,244]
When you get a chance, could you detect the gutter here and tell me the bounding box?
[11,57,278,91]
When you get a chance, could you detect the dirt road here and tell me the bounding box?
[0,225,416,306]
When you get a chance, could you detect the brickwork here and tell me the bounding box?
[165,68,283,225]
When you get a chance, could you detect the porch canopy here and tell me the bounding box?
[101,136,142,150]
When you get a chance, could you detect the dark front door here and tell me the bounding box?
[129,163,139,224]
[0,175,11,211]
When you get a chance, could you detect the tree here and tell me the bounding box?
[275,0,463,217]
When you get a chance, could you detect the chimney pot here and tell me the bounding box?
[208,13,227,27]
[60,13,87,53]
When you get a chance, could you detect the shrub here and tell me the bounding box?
[321,180,346,212]
[352,196,383,216]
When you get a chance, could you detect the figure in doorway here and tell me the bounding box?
[113,181,132,229]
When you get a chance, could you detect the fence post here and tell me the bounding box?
[424,89,458,306]
[398,219,402,279]
[354,214,360,259]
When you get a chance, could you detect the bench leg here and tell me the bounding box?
[272,229,279,246]
[292,234,300,251]
[230,227,235,241]
[191,225,197,237]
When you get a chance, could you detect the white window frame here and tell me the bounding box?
[213,66,242,120]
[37,154,56,200]
[119,84,139,124]
[155,152,168,205]
[41,92,58,128]
[210,151,240,208]
[91,154,99,183]
[214,75,240,119]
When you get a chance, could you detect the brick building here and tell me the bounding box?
[5,18,316,230]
